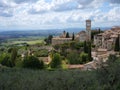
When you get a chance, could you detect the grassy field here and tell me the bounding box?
[1,36,45,46]
[11,39,43,45]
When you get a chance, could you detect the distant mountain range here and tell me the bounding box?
[0,27,111,42]
[0,27,111,33]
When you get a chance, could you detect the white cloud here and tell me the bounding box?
[0,0,120,30]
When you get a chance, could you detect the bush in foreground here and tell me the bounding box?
[23,56,44,69]
[0,55,120,90]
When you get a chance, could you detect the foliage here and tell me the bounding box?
[7,48,13,53]
[96,54,120,90]
[50,53,61,68]
[83,41,92,61]
[114,36,120,51]
[54,41,84,51]
[87,41,92,61]
[34,49,49,57]
[0,47,5,52]
[0,53,12,67]
[84,41,88,53]
[0,55,120,90]
[23,56,44,69]
[67,52,80,64]
[91,29,103,40]
[10,48,18,67]
[15,59,23,68]
[74,42,84,50]
[72,32,75,40]
[44,35,53,44]
[54,44,61,50]
[67,52,89,64]
[66,32,70,38]
[80,52,88,64]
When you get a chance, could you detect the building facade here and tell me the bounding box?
[52,38,72,45]
[94,26,120,51]
[86,20,91,41]
[52,20,92,45]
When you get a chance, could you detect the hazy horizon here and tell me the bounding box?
[0,27,112,32]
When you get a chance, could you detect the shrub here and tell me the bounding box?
[35,49,49,57]
[50,53,61,68]
[80,52,88,64]
[10,48,18,67]
[0,53,12,67]
[67,52,80,64]
[23,56,44,69]
[114,36,120,51]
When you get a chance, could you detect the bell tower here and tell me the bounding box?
[86,20,91,41]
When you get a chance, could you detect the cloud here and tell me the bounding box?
[28,0,51,14]
[28,0,100,14]
[108,0,120,4]
[0,0,16,17]
[12,0,38,4]
[77,0,94,5]
[107,7,120,21]
[52,1,79,12]
[0,0,120,30]
[0,9,13,17]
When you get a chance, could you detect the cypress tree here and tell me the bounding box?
[72,32,75,40]
[98,28,101,33]
[11,48,18,67]
[114,35,119,51]
[84,41,92,61]
[66,32,70,38]
[84,41,88,53]
[88,41,92,61]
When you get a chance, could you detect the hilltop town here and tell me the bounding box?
[0,19,120,71]
[51,20,120,70]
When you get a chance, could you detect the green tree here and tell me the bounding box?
[50,53,61,68]
[10,48,18,67]
[66,32,70,38]
[80,52,88,63]
[67,52,80,64]
[75,42,84,50]
[98,28,101,33]
[0,53,12,67]
[114,36,120,51]
[84,41,92,61]
[87,41,92,61]
[44,35,53,44]
[84,41,88,53]
[23,56,44,69]
[72,32,75,40]
[96,55,120,90]
[8,48,12,53]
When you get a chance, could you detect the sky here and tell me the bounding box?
[0,0,120,30]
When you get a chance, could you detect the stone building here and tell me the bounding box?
[94,26,120,51]
[59,31,66,38]
[75,20,91,42]
[52,20,92,45]
[52,38,72,45]
[75,31,87,42]
[86,20,91,41]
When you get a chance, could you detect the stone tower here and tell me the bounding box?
[86,20,91,41]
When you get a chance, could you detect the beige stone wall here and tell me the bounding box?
[94,26,120,51]
[52,38,72,45]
